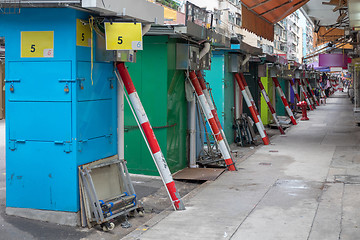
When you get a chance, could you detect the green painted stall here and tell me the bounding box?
[260,74,275,125]
[125,35,187,176]
[275,77,288,117]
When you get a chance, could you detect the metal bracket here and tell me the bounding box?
[54,141,72,153]
[5,79,21,83]
[58,79,76,83]
[78,139,88,152]
[108,77,115,89]
[9,139,25,151]
[105,134,112,144]
[77,78,85,90]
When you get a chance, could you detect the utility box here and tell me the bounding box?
[228,53,241,73]
[0,8,117,224]
[176,43,200,70]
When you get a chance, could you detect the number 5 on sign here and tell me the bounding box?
[21,31,54,58]
[104,22,143,50]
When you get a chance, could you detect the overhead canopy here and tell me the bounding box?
[315,27,352,49]
[241,0,309,41]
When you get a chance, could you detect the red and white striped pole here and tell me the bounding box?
[272,77,297,125]
[196,71,223,132]
[257,78,285,135]
[305,78,320,106]
[290,78,301,102]
[239,73,268,138]
[196,71,234,161]
[235,73,270,145]
[296,79,313,110]
[116,62,185,210]
[189,71,236,171]
[302,79,316,109]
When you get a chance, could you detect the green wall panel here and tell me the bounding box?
[166,39,187,173]
[260,77,271,125]
[124,36,187,176]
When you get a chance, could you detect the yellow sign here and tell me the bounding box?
[21,31,54,58]
[164,6,177,21]
[76,19,91,47]
[105,22,143,50]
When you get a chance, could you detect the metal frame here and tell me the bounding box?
[79,156,139,227]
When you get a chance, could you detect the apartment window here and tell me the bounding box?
[236,13,241,26]
[228,12,235,24]
[269,46,274,54]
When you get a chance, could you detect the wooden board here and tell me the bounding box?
[173,168,225,181]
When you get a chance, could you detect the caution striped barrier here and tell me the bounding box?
[239,73,268,138]
[235,73,270,145]
[196,71,223,132]
[272,77,297,125]
[257,78,285,135]
[189,71,236,171]
[302,79,316,109]
[296,79,313,110]
[305,78,320,106]
[117,62,185,210]
[196,71,234,163]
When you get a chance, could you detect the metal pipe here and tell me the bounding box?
[199,42,210,60]
[189,97,197,168]
[117,75,125,159]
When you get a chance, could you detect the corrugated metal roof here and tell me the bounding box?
[242,0,309,23]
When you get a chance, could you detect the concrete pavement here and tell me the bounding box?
[1,92,359,240]
[125,92,360,240]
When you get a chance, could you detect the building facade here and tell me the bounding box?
[299,8,315,64]
[273,19,287,55]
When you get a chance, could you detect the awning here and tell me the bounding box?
[315,27,352,49]
[241,0,309,41]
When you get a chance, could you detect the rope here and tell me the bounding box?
[89,16,95,85]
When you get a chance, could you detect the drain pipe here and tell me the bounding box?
[199,42,211,60]
[241,54,251,66]
[117,74,125,159]
[189,92,197,168]
[189,42,211,168]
